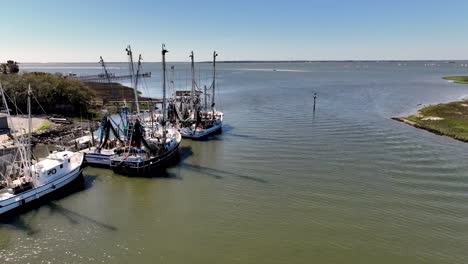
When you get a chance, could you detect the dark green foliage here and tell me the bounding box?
[0,72,94,117]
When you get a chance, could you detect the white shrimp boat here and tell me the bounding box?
[0,151,84,215]
[0,84,84,216]
[179,111,223,139]
[176,51,224,139]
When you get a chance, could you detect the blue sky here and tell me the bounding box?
[1,0,468,62]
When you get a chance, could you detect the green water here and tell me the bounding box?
[2,62,468,263]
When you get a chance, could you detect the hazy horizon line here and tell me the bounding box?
[13,59,468,64]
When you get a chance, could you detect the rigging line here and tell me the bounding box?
[32,91,47,115]
[3,91,25,116]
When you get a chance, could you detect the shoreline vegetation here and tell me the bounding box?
[442,76,468,84]
[393,76,468,142]
[0,72,158,120]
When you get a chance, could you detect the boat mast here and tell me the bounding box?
[126,45,139,114]
[135,54,143,99]
[100,56,125,126]
[190,51,196,112]
[27,84,32,160]
[212,51,218,116]
[162,44,168,140]
[27,84,34,179]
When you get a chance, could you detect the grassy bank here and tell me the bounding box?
[397,101,468,142]
[35,120,52,132]
[443,76,468,84]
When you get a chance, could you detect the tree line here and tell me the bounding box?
[0,72,94,117]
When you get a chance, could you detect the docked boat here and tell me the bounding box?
[0,85,84,216]
[81,116,124,166]
[109,45,181,176]
[80,57,127,167]
[179,110,223,139]
[110,121,181,175]
[176,51,224,139]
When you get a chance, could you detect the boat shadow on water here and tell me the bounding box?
[0,174,117,233]
[180,163,267,183]
[221,124,281,143]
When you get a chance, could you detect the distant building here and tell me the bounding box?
[0,60,19,74]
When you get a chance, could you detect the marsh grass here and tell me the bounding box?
[406,101,468,141]
[443,76,468,84]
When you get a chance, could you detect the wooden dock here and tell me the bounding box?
[70,72,151,83]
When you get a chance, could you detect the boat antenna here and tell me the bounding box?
[162,44,168,140]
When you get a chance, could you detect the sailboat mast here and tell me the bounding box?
[126,45,139,114]
[100,56,113,84]
[135,54,143,98]
[212,51,218,115]
[190,51,196,110]
[27,84,32,162]
[162,44,168,139]
[100,56,125,126]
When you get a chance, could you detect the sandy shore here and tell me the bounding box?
[0,116,48,143]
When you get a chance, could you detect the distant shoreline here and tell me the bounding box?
[17,60,468,64]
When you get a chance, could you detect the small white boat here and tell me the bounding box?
[180,111,223,139]
[0,151,84,216]
[80,146,116,166]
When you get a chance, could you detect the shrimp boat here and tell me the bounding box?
[0,85,84,216]
[80,57,127,167]
[177,51,223,139]
[80,116,124,166]
[109,45,181,176]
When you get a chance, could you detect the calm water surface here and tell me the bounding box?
[2,62,468,263]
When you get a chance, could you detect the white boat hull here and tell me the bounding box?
[0,166,83,216]
[180,121,222,139]
[80,147,117,167]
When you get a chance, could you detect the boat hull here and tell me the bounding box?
[81,147,117,167]
[0,165,84,216]
[180,122,222,139]
[83,152,113,167]
[110,143,180,176]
